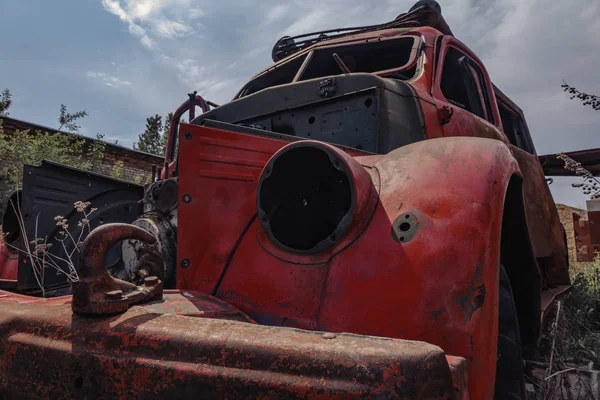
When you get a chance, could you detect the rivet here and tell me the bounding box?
[180,258,191,269]
[184,132,192,140]
[182,194,192,203]
[105,290,123,300]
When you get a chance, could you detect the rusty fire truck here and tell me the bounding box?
[1,1,597,398]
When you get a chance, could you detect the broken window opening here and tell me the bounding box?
[299,37,417,81]
[239,53,308,98]
[440,47,494,124]
[498,102,534,154]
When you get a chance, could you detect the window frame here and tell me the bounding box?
[434,38,498,126]
[497,98,536,155]
[235,34,423,100]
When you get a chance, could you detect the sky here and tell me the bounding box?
[0,0,598,208]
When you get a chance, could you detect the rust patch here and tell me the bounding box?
[456,264,486,327]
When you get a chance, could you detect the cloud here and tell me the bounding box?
[153,19,194,38]
[86,71,132,88]
[97,0,599,207]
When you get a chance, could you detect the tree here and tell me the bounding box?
[162,112,173,152]
[58,104,88,133]
[0,89,12,116]
[0,120,106,217]
[133,112,185,156]
[133,114,163,155]
[561,81,600,111]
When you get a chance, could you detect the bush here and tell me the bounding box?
[0,119,106,220]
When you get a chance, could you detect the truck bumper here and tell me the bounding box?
[0,290,468,399]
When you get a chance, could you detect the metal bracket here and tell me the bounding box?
[72,223,163,315]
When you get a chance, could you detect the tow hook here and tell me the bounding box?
[71,223,163,316]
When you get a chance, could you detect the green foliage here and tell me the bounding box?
[0,89,12,116]
[110,160,124,179]
[554,253,600,365]
[162,112,173,152]
[134,114,163,155]
[0,119,105,216]
[58,104,88,133]
[133,112,184,157]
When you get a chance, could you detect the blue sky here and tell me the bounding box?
[1,0,599,208]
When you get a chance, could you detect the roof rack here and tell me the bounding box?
[271,0,453,62]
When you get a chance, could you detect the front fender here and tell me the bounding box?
[360,136,520,399]
[218,136,521,400]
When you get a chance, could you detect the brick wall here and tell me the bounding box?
[0,116,164,183]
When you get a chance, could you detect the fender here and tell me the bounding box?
[211,136,523,400]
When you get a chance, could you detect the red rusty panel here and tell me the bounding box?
[193,136,520,400]
[573,214,594,262]
[588,199,600,249]
[0,291,461,399]
[176,124,366,294]
[0,226,18,283]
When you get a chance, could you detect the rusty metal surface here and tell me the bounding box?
[539,147,600,177]
[588,199,600,247]
[178,123,520,400]
[572,200,600,261]
[0,225,18,284]
[71,223,163,315]
[574,213,594,262]
[0,292,462,399]
[446,356,469,400]
[509,147,570,285]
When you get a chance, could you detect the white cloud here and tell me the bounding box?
[86,71,132,88]
[188,8,205,20]
[153,19,194,38]
[97,0,599,206]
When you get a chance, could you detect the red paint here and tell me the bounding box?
[0,289,464,399]
[0,226,18,282]
[178,122,519,400]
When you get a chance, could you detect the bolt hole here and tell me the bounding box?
[400,237,405,242]
[399,222,411,232]
[405,215,410,219]
[74,376,83,389]
[329,234,336,241]
[364,98,373,108]
[308,116,315,124]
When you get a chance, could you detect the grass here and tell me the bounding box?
[528,253,600,399]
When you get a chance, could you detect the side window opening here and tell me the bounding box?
[440,47,494,124]
[239,54,308,97]
[498,102,533,154]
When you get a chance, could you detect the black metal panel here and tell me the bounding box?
[17,161,143,292]
[240,90,379,152]
[193,73,426,154]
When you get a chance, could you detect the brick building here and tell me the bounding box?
[0,116,164,182]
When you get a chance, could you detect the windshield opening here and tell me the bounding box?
[237,36,419,99]
[299,36,417,81]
